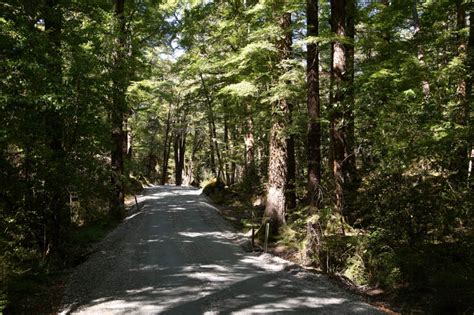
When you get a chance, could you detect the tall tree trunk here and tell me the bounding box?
[160,107,172,185]
[306,0,322,207]
[466,9,474,184]
[452,1,469,181]
[224,112,231,186]
[174,122,186,186]
[44,0,68,256]
[264,10,292,233]
[330,0,356,220]
[303,0,323,265]
[184,129,202,185]
[110,0,128,220]
[412,0,430,98]
[244,101,256,177]
[200,73,224,179]
[145,120,159,180]
[284,7,296,211]
[343,0,358,220]
[211,117,225,179]
[286,112,296,211]
[230,127,237,185]
[207,119,216,177]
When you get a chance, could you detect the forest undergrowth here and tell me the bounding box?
[203,179,474,314]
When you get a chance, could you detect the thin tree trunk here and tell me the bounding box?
[412,0,430,98]
[306,0,322,207]
[264,10,292,233]
[185,129,201,185]
[466,10,474,184]
[343,0,358,221]
[145,120,159,180]
[286,121,296,210]
[200,73,224,179]
[160,108,172,185]
[330,0,350,218]
[283,11,296,211]
[224,113,231,186]
[174,121,186,186]
[453,1,469,181]
[211,117,225,179]
[208,119,216,176]
[230,126,237,185]
[44,0,68,256]
[244,101,256,177]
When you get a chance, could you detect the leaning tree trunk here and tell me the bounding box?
[264,10,292,233]
[110,0,128,220]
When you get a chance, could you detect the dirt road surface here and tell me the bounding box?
[60,186,382,314]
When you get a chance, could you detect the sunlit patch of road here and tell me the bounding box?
[60,185,383,314]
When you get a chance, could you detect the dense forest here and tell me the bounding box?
[1,0,473,313]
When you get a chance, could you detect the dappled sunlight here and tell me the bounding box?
[179,231,228,238]
[233,296,348,314]
[61,186,381,314]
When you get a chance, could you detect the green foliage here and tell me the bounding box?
[1,0,473,312]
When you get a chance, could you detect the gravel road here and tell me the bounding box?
[60,185,383,314]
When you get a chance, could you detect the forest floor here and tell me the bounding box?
[58,185,382,314]
[205,188,399,315]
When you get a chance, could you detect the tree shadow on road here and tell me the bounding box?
[61,186,381,314]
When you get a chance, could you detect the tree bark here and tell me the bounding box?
[200,73,224,179]
[244,101,256,177]
[343,0,358,220]
[44,0,68,256]
[110,0,128,220]
[264,10,292,232]
[230,127,237,185]
[286,23,296,211]
[211,114,224,179]
[412,0,430,98]
[466,9,474,184]
[174,122,186,186]
[160,107,172,185]
[329,0,356,219]
[452,1,470,181]
[306,0,322,207]
[184,129,202,185]
[286,117,296,211]
[224,112,231,186]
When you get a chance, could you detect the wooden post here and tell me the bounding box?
[264,222,270,253]
[251,226,255,251]
[134,195,139,212]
